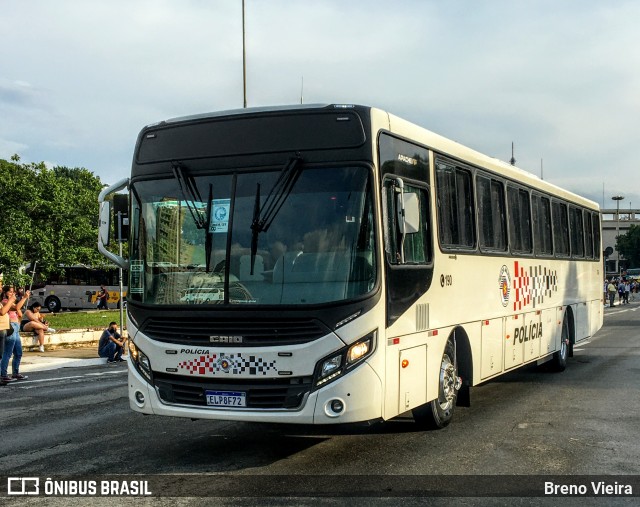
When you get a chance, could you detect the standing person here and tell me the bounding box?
[21,302,56,352]
[98,321,126,363]
[624,280,631,304]
[0,296,14,386]
[97,284,109,310]
[618,279,626,305]
[1,286,30,382]
[607,279,617,307]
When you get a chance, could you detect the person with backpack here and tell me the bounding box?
[97,285,109,310]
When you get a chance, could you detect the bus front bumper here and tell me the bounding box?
[127,361,383,424]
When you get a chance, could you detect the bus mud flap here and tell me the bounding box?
[456,380,471,407]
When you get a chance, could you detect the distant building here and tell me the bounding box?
[601,208,640,274]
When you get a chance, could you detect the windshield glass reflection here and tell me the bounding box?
[129,166,376,306]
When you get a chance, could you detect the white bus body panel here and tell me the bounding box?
[127,355,383,424]
[126,301,386,424]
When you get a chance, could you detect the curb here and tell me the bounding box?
[20,329,129,351]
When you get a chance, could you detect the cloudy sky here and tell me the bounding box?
[2,0,638,209]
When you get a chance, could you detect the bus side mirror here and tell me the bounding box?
[397,192,420,234]
[99,201,111,247]
[98,177,130,270]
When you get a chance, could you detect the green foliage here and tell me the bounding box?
[0,157,109,285]
[46,309,126,331]
[616,224,640,268]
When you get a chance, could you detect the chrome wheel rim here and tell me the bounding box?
[438,354,457,410]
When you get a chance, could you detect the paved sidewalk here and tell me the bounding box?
[19,347,128,373]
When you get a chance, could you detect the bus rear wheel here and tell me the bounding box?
[413,339,461,430]
[45,296,62,313]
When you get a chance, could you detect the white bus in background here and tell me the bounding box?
[99,104,603,429]
[29,265,127,312]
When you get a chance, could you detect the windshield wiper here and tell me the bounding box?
[249,154,303,274]
[172,162,206,229]
[205,183,213,272]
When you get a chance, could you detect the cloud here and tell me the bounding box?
[1,0,639,205]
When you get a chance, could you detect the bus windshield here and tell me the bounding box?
[129,165,376,306]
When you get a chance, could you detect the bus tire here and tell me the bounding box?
[45,296,62,313]
[413,339,459,430]
[552,313,570,372]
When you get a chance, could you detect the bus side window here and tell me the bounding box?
[584,210,594,259]
[476,174,507,252]
[552,201,570,256]
[532,193,553,256]
[436,162,475,249]
[507,185,533,254]
[569,205,585,258]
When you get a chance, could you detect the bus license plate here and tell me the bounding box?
[205,390,246,407]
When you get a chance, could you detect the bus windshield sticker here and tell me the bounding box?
[210,199,230,233]
[130,260,144,294]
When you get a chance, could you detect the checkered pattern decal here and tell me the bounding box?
[513,261,558,311]
[178,353,277,376]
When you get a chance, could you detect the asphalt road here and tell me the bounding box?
[1,303,639,505]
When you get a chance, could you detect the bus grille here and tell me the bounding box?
[141,317,329,346]
[153,373,312,409]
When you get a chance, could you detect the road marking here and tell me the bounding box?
[606,308,638,316]
[11,369,127,387]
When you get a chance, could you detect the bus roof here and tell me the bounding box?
[140,103,599,211]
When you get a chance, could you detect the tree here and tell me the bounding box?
[0,157,108,286]
[616,224,640,269]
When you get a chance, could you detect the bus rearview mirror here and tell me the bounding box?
[99,201,111,247]
[397,192,420,234]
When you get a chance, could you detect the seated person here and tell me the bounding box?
[98,322,126,363]
[21,302,56,353]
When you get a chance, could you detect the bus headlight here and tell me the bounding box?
[129,341,152,383]
[312,330,376,390]
[128,340,138,361]
[347,338,371,364]
[321,355,342,377]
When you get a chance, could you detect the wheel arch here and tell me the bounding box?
[565,305,577,357]
[451,326,472,407]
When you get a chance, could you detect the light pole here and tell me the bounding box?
[242,0,247,108]
[612,195,624,274]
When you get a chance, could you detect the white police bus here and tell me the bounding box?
[99,104,603,428]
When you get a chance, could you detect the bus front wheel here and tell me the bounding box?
[413,339,460,430]
[45,296,62,313]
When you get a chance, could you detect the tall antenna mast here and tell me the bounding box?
[242,0,247,108]
[300,76,304,105]
[540,158,543,180]
[509,142,516,166]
